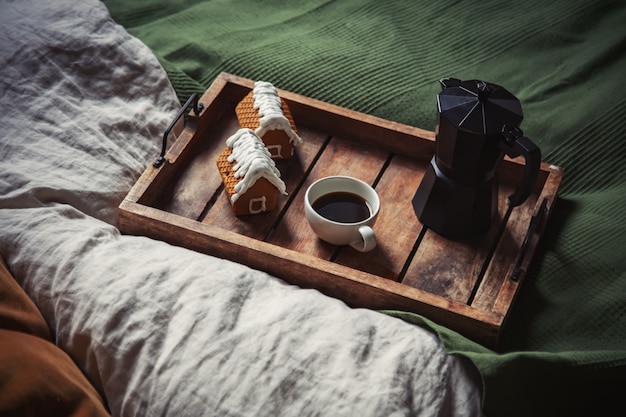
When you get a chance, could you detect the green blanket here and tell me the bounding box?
[103,0,626,415]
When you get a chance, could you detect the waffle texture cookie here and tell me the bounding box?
[216,128,287,216]
[235,81,302,159]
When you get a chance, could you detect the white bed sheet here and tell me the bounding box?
[0,1,483,416]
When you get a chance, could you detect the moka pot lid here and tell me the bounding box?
[437,77,524,135]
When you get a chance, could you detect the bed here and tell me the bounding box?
[0,0,624,416]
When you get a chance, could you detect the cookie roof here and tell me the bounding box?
[225,128,287,202]
[252,81,302,145]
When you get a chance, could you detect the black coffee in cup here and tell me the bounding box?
[312,191,371,223]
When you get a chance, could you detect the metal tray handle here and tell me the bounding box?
[154,93,203,167]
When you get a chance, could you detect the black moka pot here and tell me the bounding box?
[412,78,541,237]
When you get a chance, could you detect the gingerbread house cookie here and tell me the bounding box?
[235,81,302,159]
[216,128,287,216]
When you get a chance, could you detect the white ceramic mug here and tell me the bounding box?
[304,176,380,252]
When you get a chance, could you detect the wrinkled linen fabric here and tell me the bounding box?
[0,0,176,225]
[0,1,483,416]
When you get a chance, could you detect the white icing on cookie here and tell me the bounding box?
[225,128,287,202]
[252,81,303,145]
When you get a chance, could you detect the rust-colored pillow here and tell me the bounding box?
[0,258,52,340]
[0,258,110,417]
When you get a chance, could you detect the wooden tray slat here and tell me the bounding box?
[118,72,564,348]
[403,181,522,303]
[333,154,427,280]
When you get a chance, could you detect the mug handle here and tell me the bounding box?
[350,225,377,252]
[499,126,542,207]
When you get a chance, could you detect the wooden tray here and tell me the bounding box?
[119,72,563,348]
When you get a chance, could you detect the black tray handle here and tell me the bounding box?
[154,93,203,168]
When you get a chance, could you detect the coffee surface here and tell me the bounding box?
[312,191,371,223]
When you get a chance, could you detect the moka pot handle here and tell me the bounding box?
[499,126,541,207]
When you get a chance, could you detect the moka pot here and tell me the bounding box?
[412,78,541,237]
